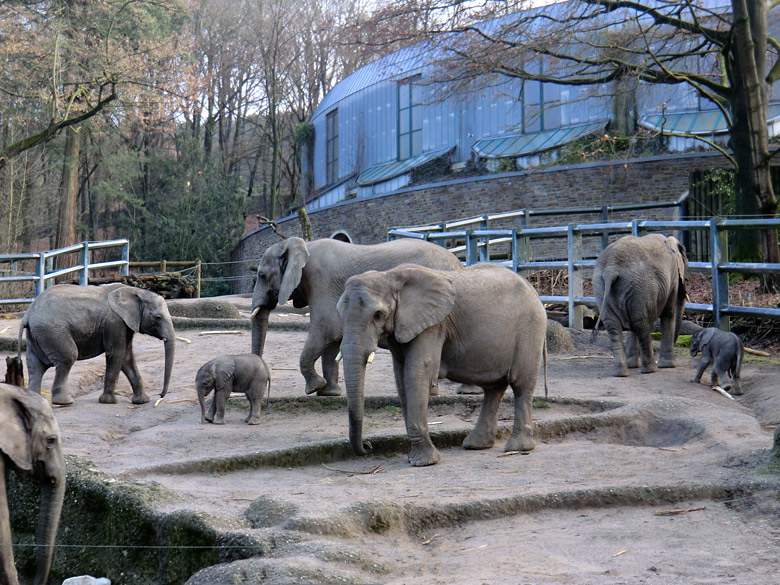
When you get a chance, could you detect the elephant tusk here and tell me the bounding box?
[335,351,342,362]
[367,352,375,364]
[250,307,260,319]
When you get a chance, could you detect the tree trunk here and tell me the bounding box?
[729,0,779,291]
[55,127,81,252]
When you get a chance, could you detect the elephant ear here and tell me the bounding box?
[665,236,688,284]
[0,385,33,471]
[390,265,456,344]
[698,328,718,348]
[107,286,142,332]
[278,238,310,305]
[214,361,235,392]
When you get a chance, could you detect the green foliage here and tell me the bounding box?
[650,332,691,347]
[293,121,314,145]
[120,135,247,265]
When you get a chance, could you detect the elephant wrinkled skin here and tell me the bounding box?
[19,283,176,405]
[196,354,271,424]
[0,383,65,585]
[337,263,548,467]
[593,234,688,377]
[250,237,463,397]
[690,327,744,395]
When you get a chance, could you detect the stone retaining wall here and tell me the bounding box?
[232,152,735,293]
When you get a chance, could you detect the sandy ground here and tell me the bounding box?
[2,298,780,585]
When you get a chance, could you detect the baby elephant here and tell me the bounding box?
[196,354,270,424]
[690,327,744,395]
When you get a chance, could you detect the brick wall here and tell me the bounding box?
[232,151,735,293]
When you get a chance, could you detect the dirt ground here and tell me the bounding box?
[2,296,780,585]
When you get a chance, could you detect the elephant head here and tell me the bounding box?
[337,266,455,456]
[107,286,176,397]
[250,237,310,355]
[0,383,65,585]
[690,327,716,357]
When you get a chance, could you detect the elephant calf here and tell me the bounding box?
[690,327,744,395]
[196,354,271,424]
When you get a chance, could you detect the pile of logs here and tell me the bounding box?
[74,273,197,299]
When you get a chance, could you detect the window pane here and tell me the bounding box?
[411,106,422,131]
[411,130,422,156]
[399,139,410,160]
[399,85,410,109]
[400,112,410,134]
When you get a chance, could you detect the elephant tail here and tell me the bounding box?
[17,312,28,359]
[264,378,272,409]
[542,337,549,399]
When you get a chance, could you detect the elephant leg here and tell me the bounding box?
[624,331,641,369]
[634,328,657,374]
[657,313,677,368]
[121,344,150,405]
[606,326,629,377]
[213,382,232,424]
[401,349,441,467]
[205,389,217,423]
[245,382,264,425]
[50,360,76,405]
[711,363,726,389]
[100,347,126,404]
[318,341,342,396]
[463,385,504,450]
[25,349,49,395]
[691,356,710,384]
[299,329,332,396]
[505,373,537,452]
[0,460,20,585]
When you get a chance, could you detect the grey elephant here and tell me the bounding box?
[250,237,463,397]
[593,234,688,377]
[0,383,65,585]
[196,354,271,424]
[19,283,176,405]
[336,263,548,467]
[690,327,744,395]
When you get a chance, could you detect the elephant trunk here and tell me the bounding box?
[33,476,65,585]
[342,343,373,456]
[160,336,176,398]
[251,306,271,356]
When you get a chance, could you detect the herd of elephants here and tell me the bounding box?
[0,233,746,585]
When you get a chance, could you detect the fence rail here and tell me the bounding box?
[390,217,780,329]
[0,240,130,305]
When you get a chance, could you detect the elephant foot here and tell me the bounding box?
[690,377,701,384]
[731,383,743,396]
[316,383,342,397]
[98,392,117,404]
[430,381,439,396]
[640,362,658,374]
[657,357,676,368]
[611,366,629,377]
[504,433,536,453]
[246,416,262,425]
[626,359,640,369]
[132,392,151,405]
[304,375,328,396]
[456,384,484,395]
[462,430,495,450]
[408,443,441,467]
[213,418,226,425]
[51,391,74,406]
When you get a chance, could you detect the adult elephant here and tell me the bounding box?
[593,233,688,377]
[0,383,65,585]
[19,283,176,405]
[250,237,463,396]
[337,263,548,467]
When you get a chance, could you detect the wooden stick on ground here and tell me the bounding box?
[654,505,707,516]
[744,347,771,357]
[322,463,384,475]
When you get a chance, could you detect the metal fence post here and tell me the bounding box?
[465,230,478,266]
[568,224,584,329]
[480,214,489,262]
[121,241,130,276]
[600,205,609,251]
[80,242,90,286]
[45,256,54,290]
[35,253,45,297]
[710,219,730,330]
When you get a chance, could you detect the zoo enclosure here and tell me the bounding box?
[388,211,780,330]
[0,241,209,305]
[0,239,130,305]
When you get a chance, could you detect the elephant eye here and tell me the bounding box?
[373,310,385,322]
[46,436,57,447]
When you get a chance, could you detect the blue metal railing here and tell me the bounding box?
[0,239,130,305]
[390,217,780,329]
